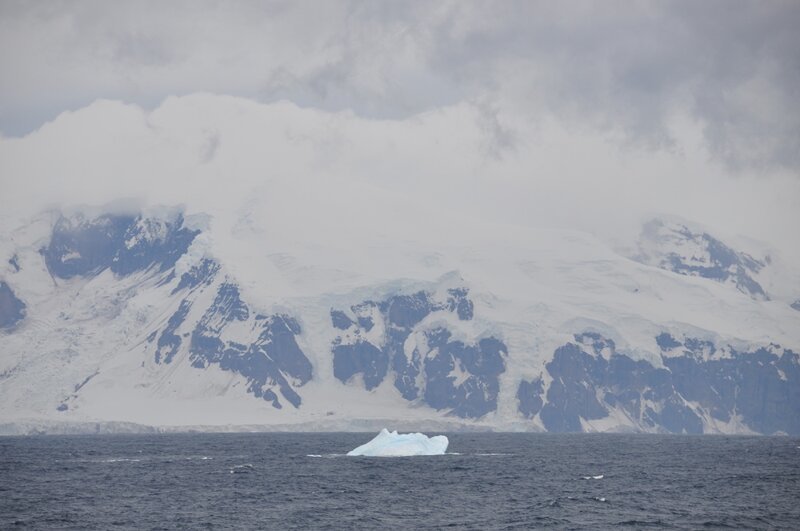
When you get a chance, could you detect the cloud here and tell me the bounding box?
[1,1,798,171]
[1,94,798,260]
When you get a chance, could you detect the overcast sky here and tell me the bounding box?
[1,1,798,253]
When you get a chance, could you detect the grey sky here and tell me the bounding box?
[1,0,798,171]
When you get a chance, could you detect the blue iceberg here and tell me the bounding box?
[347,429,449,457]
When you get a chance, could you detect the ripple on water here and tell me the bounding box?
[0,433,797,529]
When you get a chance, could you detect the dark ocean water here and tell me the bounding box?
[1,433,798,529]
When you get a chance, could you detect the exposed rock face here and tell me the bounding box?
[172,259,219,294]
[518,332,799,434]
[637,219,767,299]
[0,281,26,331]
[41,213,199,279]
[331,289,507,418]
[7,255,20,273]
[516,378,544,419]
[157,280,313,409]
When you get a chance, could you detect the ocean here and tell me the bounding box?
[1,432,798,529]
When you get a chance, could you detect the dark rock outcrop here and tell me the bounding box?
[331,288,507,418]
[519,332,799,434]
[0,281,26,330]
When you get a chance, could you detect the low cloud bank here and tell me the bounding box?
[1,94,797,258]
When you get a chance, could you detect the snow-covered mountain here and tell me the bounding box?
[636,219,770,299]
[1,206,798,435]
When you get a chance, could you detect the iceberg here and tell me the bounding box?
[347,429,449,457]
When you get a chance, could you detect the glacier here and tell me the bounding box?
[347,429,449,457]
